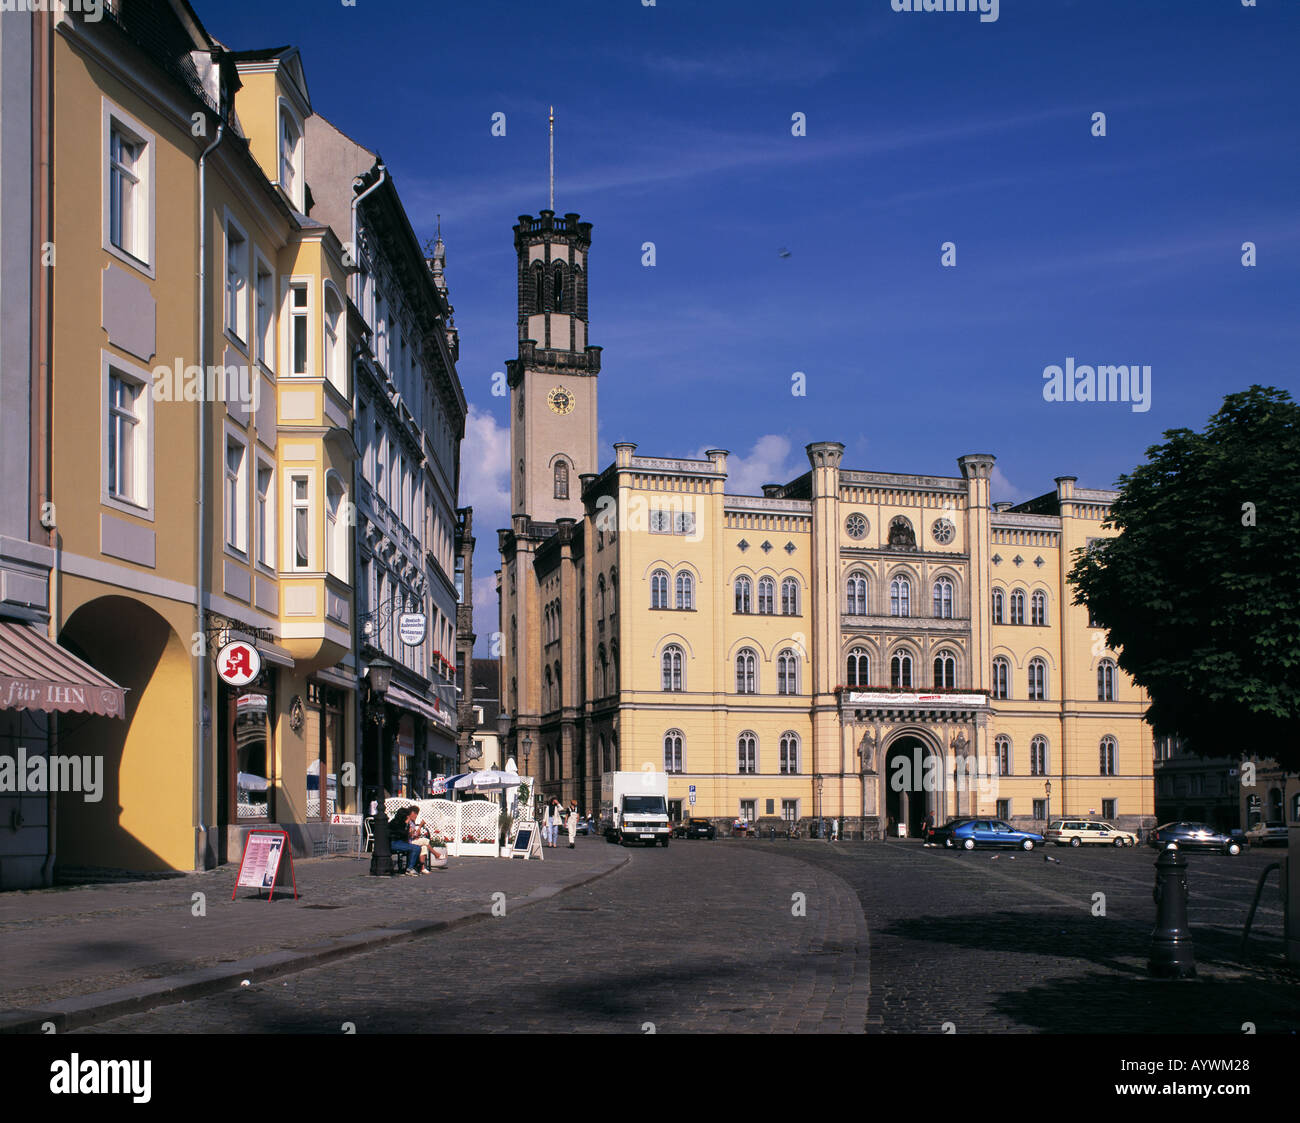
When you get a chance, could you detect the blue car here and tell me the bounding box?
[948,819,1044,851]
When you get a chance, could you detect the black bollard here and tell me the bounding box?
[370,803,394,876]
[1149,843,1196,978]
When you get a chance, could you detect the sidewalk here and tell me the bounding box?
[0,842,627,1033]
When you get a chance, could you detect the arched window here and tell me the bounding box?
[933,649,957,689]
[595,647,606,697]
[1028,657,1047,700]
[610,645,619,694]
[1031,590,1047,626]
[552,263,566,313]
[777,648,799,695]
[1099,735,1117,776]
[610,569,618,614]
[573,264,585,317]
[1097,659,1116,701]
[664,729,684,774]
[650,569,669,609]
[1010,590,1026,625]
[890,651,914,689]
[847,647,870,688]
[734,576,752,614]
[992,589,1005,624]
[757,576,775,614]
[779,732,800,775]
[596,575,606,620]
[738,732,757,775]
[661,645,683,692]
[532,261,545,313]
[932,576,954,619]
[846,571,867,615]
[543,665,553,712]
[890,577,911,617]
[735,648,757,694]
[995,735,1011,776]
[1030,735,1048,776]
[553,459,569,500]
[675,571,694,610]
[599,734,609,773]
[553,663,561,707]
[781,578,799,615]
[991,657,1010,699]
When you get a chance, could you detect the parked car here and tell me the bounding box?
[680,817,717,840]
[949,819,1044,851]
[1147,821,1246,855]
[576,815,596,836]
[1245,821,1288,847]
[927,817,975,847]
[1046,819,1138,847]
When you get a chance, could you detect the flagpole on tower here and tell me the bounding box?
[548,105,555,212]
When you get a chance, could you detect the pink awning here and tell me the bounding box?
[0,622,126,718]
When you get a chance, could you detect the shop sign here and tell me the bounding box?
[216,641,261,687]
[398,613,427,647]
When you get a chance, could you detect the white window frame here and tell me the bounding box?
[288,471,314,572]
[255,455,276,572]
[278,99,305,211]
[223,426,249,557]
[101,351,154,520]
[223,211,250,349]
[322,281,346,395]
[254,250,276,373]
[285,278,312,377]
[324,471,348,581]
[779,733,801,776]
[102,100,155,277]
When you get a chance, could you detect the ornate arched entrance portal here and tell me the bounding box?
[884,734,943,838]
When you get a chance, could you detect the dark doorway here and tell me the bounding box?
[884,736,937,838]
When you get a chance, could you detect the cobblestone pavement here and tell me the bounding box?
[791,839,1300,1034]
[0,843,624,1020]
[79,842,870,1034]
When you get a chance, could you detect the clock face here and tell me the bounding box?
[547,386,575,415]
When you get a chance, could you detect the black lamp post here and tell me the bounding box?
[496,709,511,765]
[522,733,533,816]
[367,657,395,876]
[1045,780,1052,828]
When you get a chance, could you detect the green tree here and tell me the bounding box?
[1069,386,1300,769]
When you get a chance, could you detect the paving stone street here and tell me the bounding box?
[73,837,1298,1035]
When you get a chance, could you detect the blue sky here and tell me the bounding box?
[208,0,1299,649]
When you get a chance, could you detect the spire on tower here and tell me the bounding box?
[548,106,555,213]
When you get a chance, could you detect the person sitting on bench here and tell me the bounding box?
[387,806,425,875]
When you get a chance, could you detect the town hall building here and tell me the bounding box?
[497,210,1155,838]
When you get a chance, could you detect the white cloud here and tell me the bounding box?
[990,465,1030,505]
[460,404,511,532]
[699,434,807,497]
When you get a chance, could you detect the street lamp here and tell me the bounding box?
[1045,780,1052,827]
[496,709,511,767]
[367,658,395,876]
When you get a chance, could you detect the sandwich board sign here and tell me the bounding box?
[511,821,543,860]
[233,828,297,900]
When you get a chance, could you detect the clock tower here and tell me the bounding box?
[508,210,602,523]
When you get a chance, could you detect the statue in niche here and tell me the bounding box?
[888,516,916,550]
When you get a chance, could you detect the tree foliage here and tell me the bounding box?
[1068,386,1300,769]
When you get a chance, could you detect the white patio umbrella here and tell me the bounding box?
[237,772,269,791]
[453,769,524,792]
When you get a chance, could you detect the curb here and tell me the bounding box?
[0,854,630,1035]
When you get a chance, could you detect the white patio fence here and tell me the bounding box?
[383,797,501,857]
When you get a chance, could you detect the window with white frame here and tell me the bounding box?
[289,283,309,375]
[1028,657,1047,700]
[650,569,669,609]
[675,571,693,610]
[106,366,149,509]
[890,651,914,689]
[992,656,1010,699]
[224,434,248,553]
[781,577,799,615]
[279,104,304,210]
[1010,589,1026,625]
[1031,590,1047,626]
[739,799,756,823]
[991,589,1005,624]
[290,474,311,570]
[104,104,153,269]
[933,649,957,689]
[661,645,684,692]
[325,473,347,580]
[255,460,274,569]
[323,286,345,393]
[779,732,800,775]
[757,576,775,615]
[1030,735,1048,776]
[1099,736,1117,776]
[734,576,752,614]
[738,732,757,774]
[224,217,249,344]
[664,730,684,773]
[995,735,1011,776]
[1097,659,1116,701]
[735,648,757,694]
[847,647,869,688]
[932,576,954,618]
[255,256,275,370]
[846,571,867,615]
[374,424,386,502]
[890,576,911,617]
[776,648,799,695]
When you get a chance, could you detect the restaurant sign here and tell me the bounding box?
[398,613,427,647]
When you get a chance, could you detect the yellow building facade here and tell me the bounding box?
[500,212,1155,836]
[47,5,355,871]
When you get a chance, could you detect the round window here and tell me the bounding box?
[845,513,868,540]
[932,518,956,544]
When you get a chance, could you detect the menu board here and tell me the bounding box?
[232,828,297,900]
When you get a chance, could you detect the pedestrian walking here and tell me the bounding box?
[831,817,839,842]
[567,799,579,848]
[544,797,562,847]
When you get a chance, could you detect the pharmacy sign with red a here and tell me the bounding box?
[216,640,261,687]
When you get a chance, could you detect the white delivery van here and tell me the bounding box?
[600,770,671,847]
